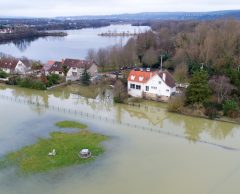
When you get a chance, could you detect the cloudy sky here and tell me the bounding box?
[0,0,240,17]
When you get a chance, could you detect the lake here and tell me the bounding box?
[0,84,240,194]
[0,24,150,63]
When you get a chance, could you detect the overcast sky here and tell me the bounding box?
[0,0,240,17]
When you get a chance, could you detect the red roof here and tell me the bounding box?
[128,70,156,83]
[128,69,176,88]
[48,60,56,66]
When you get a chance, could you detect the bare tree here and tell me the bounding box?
[86,49,96,61]
[209,75,235,103]
[142,47,158,67]
[113,80,127,103]
[174,63,188,82]
[96,48,108,71]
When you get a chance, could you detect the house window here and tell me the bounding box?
[136,85,141,90]
[166,89,170,92]
[146,86,149,91]
[72,72,77,76]
[159,81,161,84]
[151,86,157,90]
[59,72,62,74]
[130,84,135,89]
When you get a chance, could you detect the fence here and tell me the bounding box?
[0,94,239,152]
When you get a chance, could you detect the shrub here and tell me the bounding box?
[168,95,185,113]
[0,70,8,78]
[113,80,127,103]
[6,76,20,85]
[223,100,239,118]
[46,74,60,87]
[113,96,124,103]
[18,78,46,90]
[205,107,218,119]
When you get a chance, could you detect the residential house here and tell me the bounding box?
[63,58,98,81]
[48,61,64,76]
[0,58,30,74]
[127,69,176,101]
[44,61,56,75]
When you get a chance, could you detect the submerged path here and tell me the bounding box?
[0,94,240,152]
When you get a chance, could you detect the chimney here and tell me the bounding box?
[162,73,166,82]
[62,59,65,64]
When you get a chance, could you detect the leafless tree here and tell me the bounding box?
[142,47,158,67]
[209,75,235,103]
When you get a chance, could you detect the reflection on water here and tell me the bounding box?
[0,84,237,142]
[0,24,150,62]
[1,84,240,194]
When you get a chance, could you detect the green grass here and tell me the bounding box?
[56,121,87,129]
[2,121,107,174]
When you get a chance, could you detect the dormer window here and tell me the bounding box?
[131,75,135,80]
[139,76,144,82]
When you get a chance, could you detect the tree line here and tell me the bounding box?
[89,19,240,118]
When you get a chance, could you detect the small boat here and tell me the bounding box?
[79,149,92,159]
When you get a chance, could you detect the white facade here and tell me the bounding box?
[66,67,83,81]
[1,68,11,74]
[0,60,30,75]
[128,72,176,99]
[66,64,98,81]
[15,61,30,74]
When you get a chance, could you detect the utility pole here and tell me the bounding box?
[160,55,164,72]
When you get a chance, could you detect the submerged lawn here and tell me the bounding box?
[2,121,107,174]
[56,120,87,129]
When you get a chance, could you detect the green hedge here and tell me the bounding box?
[0,70,8,78]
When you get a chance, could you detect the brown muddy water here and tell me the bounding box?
[0,84,240,194]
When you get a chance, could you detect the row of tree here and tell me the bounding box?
[89,19,240,118]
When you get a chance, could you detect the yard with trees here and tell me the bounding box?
[90,19,240,119]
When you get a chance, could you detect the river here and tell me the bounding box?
[0,84,240,194]
[0,24,150,62]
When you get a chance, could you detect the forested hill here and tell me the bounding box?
[58,10,240,21]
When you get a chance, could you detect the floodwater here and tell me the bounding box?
[0,84,240,194]
[0,24,150,62]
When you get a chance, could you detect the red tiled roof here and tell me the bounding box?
[128,70,156,83]
[48,60,56,66]
[128,69,176,88]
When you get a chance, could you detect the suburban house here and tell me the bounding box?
[43,60,55,74]
[63,59,98,81]
[0,58,31,74]
[127,69,176,101]
[48,61,64,76]
[47,58,98,81]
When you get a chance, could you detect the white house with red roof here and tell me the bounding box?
[127,69,176,100]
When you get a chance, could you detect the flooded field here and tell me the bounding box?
[0,84,240,194]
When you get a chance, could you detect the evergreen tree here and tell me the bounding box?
[80,67,91,85]
[186,70,210,104]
